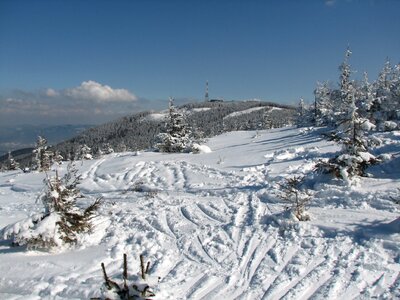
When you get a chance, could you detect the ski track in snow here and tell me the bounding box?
[0,127,399,299]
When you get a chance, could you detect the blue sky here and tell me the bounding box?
[0,0,399,125]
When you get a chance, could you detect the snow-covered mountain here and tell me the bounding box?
[0,124,93,156]
[51,100,295,160]
[0,127,399,299]
[2,100,295,169]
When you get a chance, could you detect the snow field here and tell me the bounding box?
[0,127,399,299]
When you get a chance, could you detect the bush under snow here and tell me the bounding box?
[1,164,101,250]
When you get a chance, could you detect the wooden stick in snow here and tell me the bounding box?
[140,254,146,280]
[123,253,128,288]
[145,261,151,274]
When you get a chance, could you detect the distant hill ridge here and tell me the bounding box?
[2,100,295,166]
[54,100,295,156]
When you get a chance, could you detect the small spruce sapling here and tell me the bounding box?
[92,253,160,300]
[1,163,101,249]
[278,176,311,221]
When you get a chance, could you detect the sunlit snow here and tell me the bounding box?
[0,127,399,299]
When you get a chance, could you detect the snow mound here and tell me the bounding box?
[192,143,212,153]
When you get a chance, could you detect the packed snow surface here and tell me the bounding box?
[188,108,211,113]
[0,127,399,299]
[145,113,167,121]
[223,107,266,119]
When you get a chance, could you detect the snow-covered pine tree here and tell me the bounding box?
[33,136,53,172]
[392,63,400,123]
[371,59,390,127]
[392,63,400,112]
[318,48,378,181]
[116,142,127,152]
[336,47,354,121]
[296,98,314,127]
[156,97,192,153]
[296,98,306,127]
[314,81,335,126]
[2,163,101,249]
[101,143,114,155]
[263,108,273,129]
[5,151,19,171]
[80,144,93,160]
[371,58,400,130]
[53,150,64,165]
[357,72,376,121]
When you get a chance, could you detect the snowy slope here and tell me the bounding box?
[0,127,399,299]
[223,107,266,119]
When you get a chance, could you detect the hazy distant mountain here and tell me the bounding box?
[0,124,93,156]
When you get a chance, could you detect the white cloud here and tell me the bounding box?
[45,88,59,97]
[65,80,137,102]
[0,82,153,126]
[325,0,336,6]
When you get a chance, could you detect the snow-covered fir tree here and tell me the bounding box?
[101,143,114,155]
[297,98,305,125]
[312,53,400,132]
[313,81,335,126]
[33,136,53,172]
[116,142,127,153]
[2,163,101,249]
[5,151,19,171]
[263,109,273,129]
[318,49,378,181]
[357,72,375,120]
[53,150,64,165]
[156,97,192,153]
[373,59,400,130]
[296,98,314,127]
[79,144,93,160]
[336,48,354,121]
[370,59,391,127]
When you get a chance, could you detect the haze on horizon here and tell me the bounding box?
[1,0,399,126]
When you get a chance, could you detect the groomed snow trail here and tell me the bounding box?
[0,127,399,299]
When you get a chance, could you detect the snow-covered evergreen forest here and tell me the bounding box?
[307,51,400,131]
[0,51,399,299]
[0,99,295,169]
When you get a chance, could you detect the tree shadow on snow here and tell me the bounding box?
[318,217,400,244]
[255,134,318,148]
[185,184,268,195]
[368,155,400,180]
[353,217,400,238]
[0,239,28,254]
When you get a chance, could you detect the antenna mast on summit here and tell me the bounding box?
[205,80,209,102]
